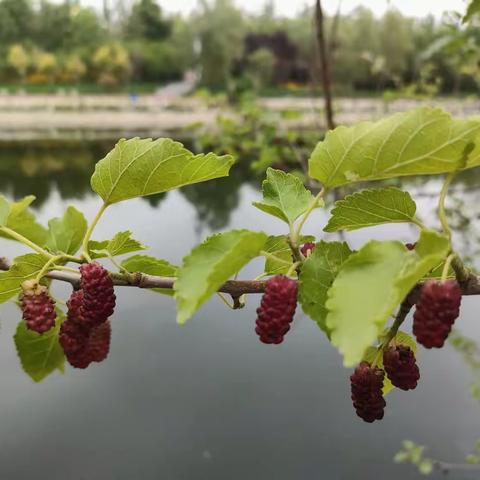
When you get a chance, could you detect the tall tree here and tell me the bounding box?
[194,0,245,87]
[0,0,35,45]
[124,0,171,40]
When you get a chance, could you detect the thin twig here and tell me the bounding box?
[2,256,480,299]
[314,0,335,130]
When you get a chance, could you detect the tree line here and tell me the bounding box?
[0,0,478,95]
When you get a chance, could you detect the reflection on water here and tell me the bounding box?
[0,140,479,479]
[0,139,256,231]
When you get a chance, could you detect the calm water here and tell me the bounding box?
[0,140,479,480]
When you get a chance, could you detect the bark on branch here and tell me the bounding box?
[0,257,266,296]
[2,256,480,299]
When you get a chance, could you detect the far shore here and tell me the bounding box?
[1,94,479,140]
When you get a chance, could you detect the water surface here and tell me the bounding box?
[0,140,478,479]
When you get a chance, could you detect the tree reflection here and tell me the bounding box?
[0,139,257,230]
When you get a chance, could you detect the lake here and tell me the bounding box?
[0,139,478,479]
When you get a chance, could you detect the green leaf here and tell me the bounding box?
[263,235,314,275]
[252,168,320,224]
[175,230,268,324]
[0,254,49,304]
[324,187,417,232]
[363,330,417,395]
[46,206,87,255]
[14,315,65,382]
[309,107,480,188]
[0,196,48,246]
[298,241,352,333]
[464,0,480,23]
[121,254,177,296]
[91,137,234,205]
[90,231,147,258]
[326,230,449,367]
[0,197,10,225]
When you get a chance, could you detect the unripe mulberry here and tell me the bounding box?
[383,345,420,390]
[350,362,386,423]
[255,275,297,344]
[79,262,116,326]
[21,282,56,334]
[301,242,315,257]
[413,280,462,348]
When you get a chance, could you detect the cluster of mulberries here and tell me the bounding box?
[350,276,464,423]
[413,280,461,348]
[21,280,56,334]
[59,262,115,369]
[350,344,420,423]
[255,275,297,344]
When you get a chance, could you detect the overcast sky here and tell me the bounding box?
[73,0,467,18]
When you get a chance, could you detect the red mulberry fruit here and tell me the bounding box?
[59,319,89,355]
[66,289,86,324]
[383,345,420,390]
[79,262,116,326]
[21,282,56,334]
[88,320,111,362]
[62,321,112,369]
[350,362,386,423]
[413,280,461,348]
[61,287,113,369]
[65,348,93,370]
[301,242,316,257]
[255,275,297,344]
[405,243,416,251]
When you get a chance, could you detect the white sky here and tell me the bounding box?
[74,0,467,18]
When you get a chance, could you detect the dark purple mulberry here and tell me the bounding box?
[350,362,386,423]
[383,345,420,390]
[413,280,461,348]
[405,243,416,251]
[79,262,116,326]
[21,282,56,334]
[255,275,297,344]
[301,242,316,257]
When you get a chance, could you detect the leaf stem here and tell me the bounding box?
[216,292,235,309]
[286,261,301,277]
[35,255,63,282]
[294,188,326,241]
[62,254,84,264]
[441,254,456,282]
[107,253,129,274]
[0,226,52,258]
[54,265,80,274]
[372,300,412,367]
[411,217,427,229]
[438,172,456,241]
[82,203,108,262]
